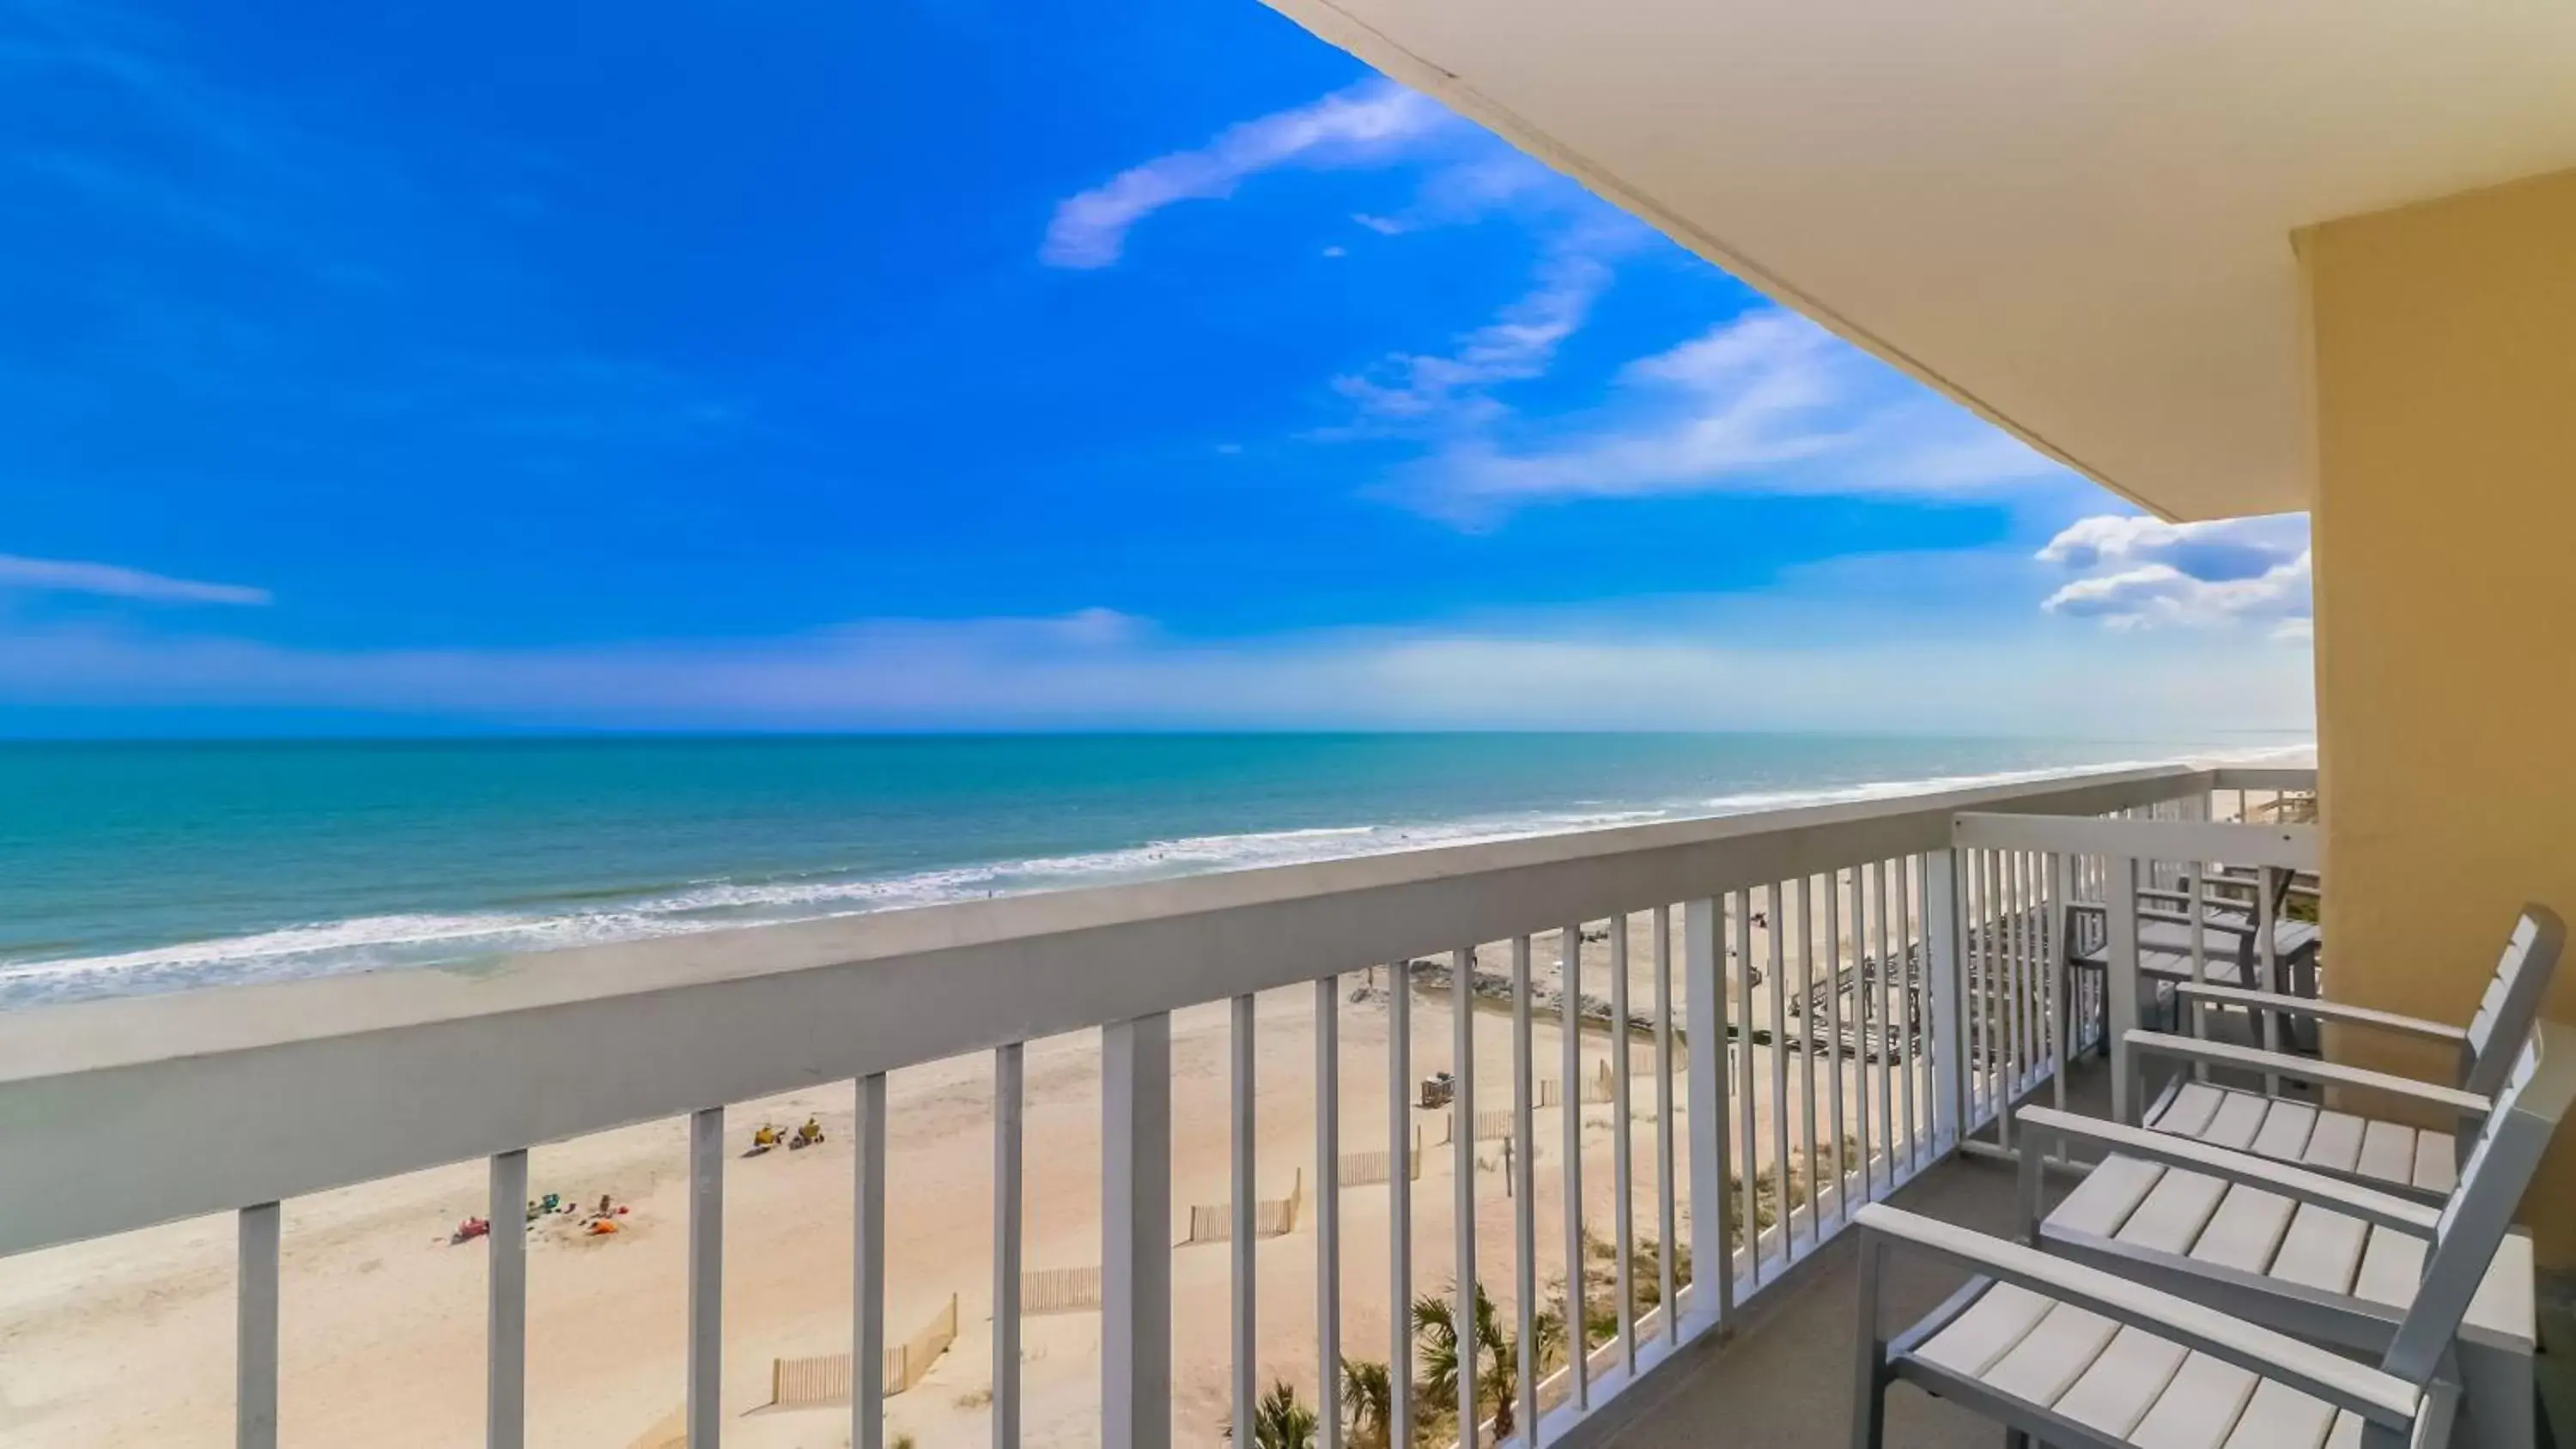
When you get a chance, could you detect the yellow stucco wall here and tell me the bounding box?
[2303,167,2576,1264]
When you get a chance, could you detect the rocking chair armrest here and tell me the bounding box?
[2172,983,2468,1045]
[2123,1031,2491,1119]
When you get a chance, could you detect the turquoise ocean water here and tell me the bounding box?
[0,733,2287,1009]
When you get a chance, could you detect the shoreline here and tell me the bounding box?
[0,743,2308,1010]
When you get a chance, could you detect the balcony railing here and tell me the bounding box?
[0,760,2316,1449]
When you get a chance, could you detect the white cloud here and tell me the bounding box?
[1341,152,1561,238]
[2037,513,2312,634]
[1389,309,2062,522]
[2043,553,2312,633]
[1327,248,1613,429]
[2036,512,2307,582]
[0,598,2311,737]
[1041,79,1450,269]
[0,554,270,606]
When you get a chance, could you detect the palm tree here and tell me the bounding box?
[1412,1283,1561,1440]
[1339,1358,1393,1448]
[1222,1379,1319,1449]
[1411,1290,1468,1422]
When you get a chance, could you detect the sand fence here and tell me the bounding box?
[1338,1123,1424,1186]
[1435,1065,1623,1143]
[760,1292,961,1410]
[1181,1167,1303,1245]
[1019,1264,1104,1316]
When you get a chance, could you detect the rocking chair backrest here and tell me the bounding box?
[2387,1020,2576,1385]
[2462,906,2564,1098]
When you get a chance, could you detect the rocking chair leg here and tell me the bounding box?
[1850,1234,1889,1449]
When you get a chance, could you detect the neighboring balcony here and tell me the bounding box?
[0,763,2322,1449]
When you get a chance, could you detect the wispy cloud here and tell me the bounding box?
[1327,246,1615,432]
[1388,309,2062,524]
[0,0,397,282]
[14,148,269,249]
[0,0,303,178]
[0,554,270,606]
[1346,151,1560,238]
[1042,78,1452,269]
[2037,513,2312,637]
[0,595,2310,736]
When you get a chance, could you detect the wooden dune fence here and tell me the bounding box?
[1182,1168,1303,1244]
[1020,1264,1104,1316]
[1438,1064,1625,1143]
[1340,1124,1424,1186]
[765,1292,960,1410]
[1583,1058,1618,1103]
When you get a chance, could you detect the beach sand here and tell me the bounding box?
[0,883,1933,1448]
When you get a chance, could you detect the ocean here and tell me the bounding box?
[0,733,2284,1009]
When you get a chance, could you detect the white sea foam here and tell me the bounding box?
[0,747,2310,1009]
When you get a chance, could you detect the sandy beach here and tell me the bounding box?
[0,884,1929,1448]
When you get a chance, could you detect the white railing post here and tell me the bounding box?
[1508,936,1537,1445]
[1608,913,1636,1376]
[854,1074,888,1449]
[2257,864,2283,1096]
[1923,850,1964,1157]
[488,1149,527,1449]
[1681,897,1731,1324]
[239,1201,281,1449]
[1386,964,1414,1449]
[1650,907,1678,1344]
[2107,856,2143,1124]
[1103,1012,1172,1449]
[1449,947,1479,1449]
[1315,976,1343,1449]
[994,1044,1024,1448]
[1558,923,1587,1410]
[1763,885,1789,1253]
[1230,995,1256,1446]
[687,1107,724,1449]
[2047,854,2074,1119]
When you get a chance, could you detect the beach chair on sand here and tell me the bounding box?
[1850,1020,2576,1449]
[2129,906,2562,1200]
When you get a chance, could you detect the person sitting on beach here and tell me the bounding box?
[751,1123,781,1149]
[793,1117,823,1147]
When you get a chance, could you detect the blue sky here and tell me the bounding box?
[0,0,2315,737]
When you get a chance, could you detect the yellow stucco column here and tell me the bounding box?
[2303,167,2576,1264]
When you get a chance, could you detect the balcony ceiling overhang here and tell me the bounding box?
[1257,0,2576,520]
